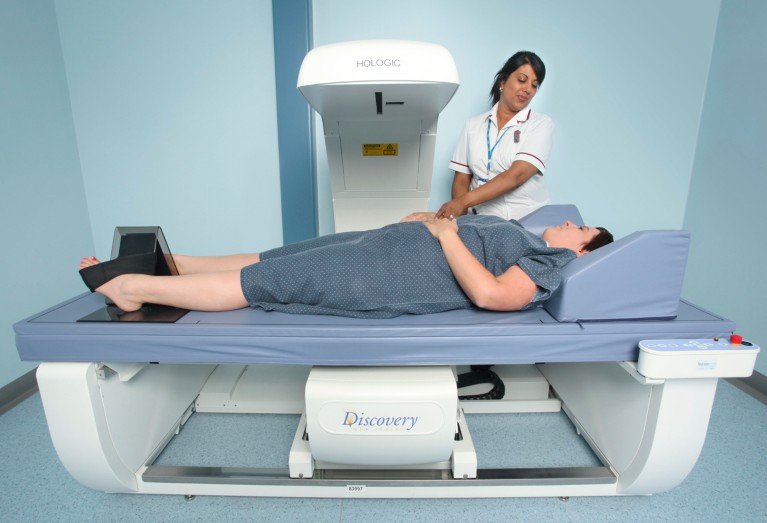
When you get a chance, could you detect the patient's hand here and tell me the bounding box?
[400,211,436,222]
[423,217,458,239]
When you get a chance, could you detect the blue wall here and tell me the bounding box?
[3,0,765,386]
[0,0,93,387]
[1,0,282,388]
[55,0,283,258]
[683,0,767,373]
[311,0,721,238]
[272,0,317,244]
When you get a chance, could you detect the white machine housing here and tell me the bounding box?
[297,40,459,231]
[638,338,760,379]
[304,366,458,466]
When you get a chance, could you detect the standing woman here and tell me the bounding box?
[436,51,554,221]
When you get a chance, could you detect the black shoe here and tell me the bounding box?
[79,252,157,292]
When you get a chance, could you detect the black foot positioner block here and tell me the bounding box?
[78,226,188,323]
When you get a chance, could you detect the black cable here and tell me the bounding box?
[457,365,505,400]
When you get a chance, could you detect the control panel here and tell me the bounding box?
[637,335,760,379]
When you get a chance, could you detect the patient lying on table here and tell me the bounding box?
[79,214,613,318]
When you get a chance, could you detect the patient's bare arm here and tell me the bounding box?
[424,218,537,311]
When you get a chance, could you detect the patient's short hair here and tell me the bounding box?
[583,227,614,253]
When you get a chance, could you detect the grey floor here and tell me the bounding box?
[1,380,766,523]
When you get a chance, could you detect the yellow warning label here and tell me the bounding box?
[362,144,398,156]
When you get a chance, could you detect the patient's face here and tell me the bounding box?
[542,221,600,256]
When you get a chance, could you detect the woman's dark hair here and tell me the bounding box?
[490,51,546,105]
[582,227,614,253]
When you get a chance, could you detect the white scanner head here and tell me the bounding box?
[298,40,459,231]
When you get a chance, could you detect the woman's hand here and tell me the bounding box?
[400,211,436,222]
[423,217,458,239]
[435,197,470,220]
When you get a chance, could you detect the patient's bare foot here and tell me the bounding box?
[97,275,144,312]
[79,256,100,269]
[79,257,144,312]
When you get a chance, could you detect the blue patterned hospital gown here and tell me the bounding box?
[240,215,576,318]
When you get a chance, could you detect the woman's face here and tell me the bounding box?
[499,64,539,113]
[542,221,600,256]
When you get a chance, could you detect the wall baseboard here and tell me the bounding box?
[0,369,38,416]
[727,371,767,405]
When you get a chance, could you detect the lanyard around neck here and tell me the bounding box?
[479,117,511,183]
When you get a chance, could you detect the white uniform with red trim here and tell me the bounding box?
[448,103,554,220]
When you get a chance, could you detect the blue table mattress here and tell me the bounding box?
[14,293,735,366]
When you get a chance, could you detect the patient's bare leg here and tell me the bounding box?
[172,254,261,275]
[80,253,261,276]
[95,271,248,312]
